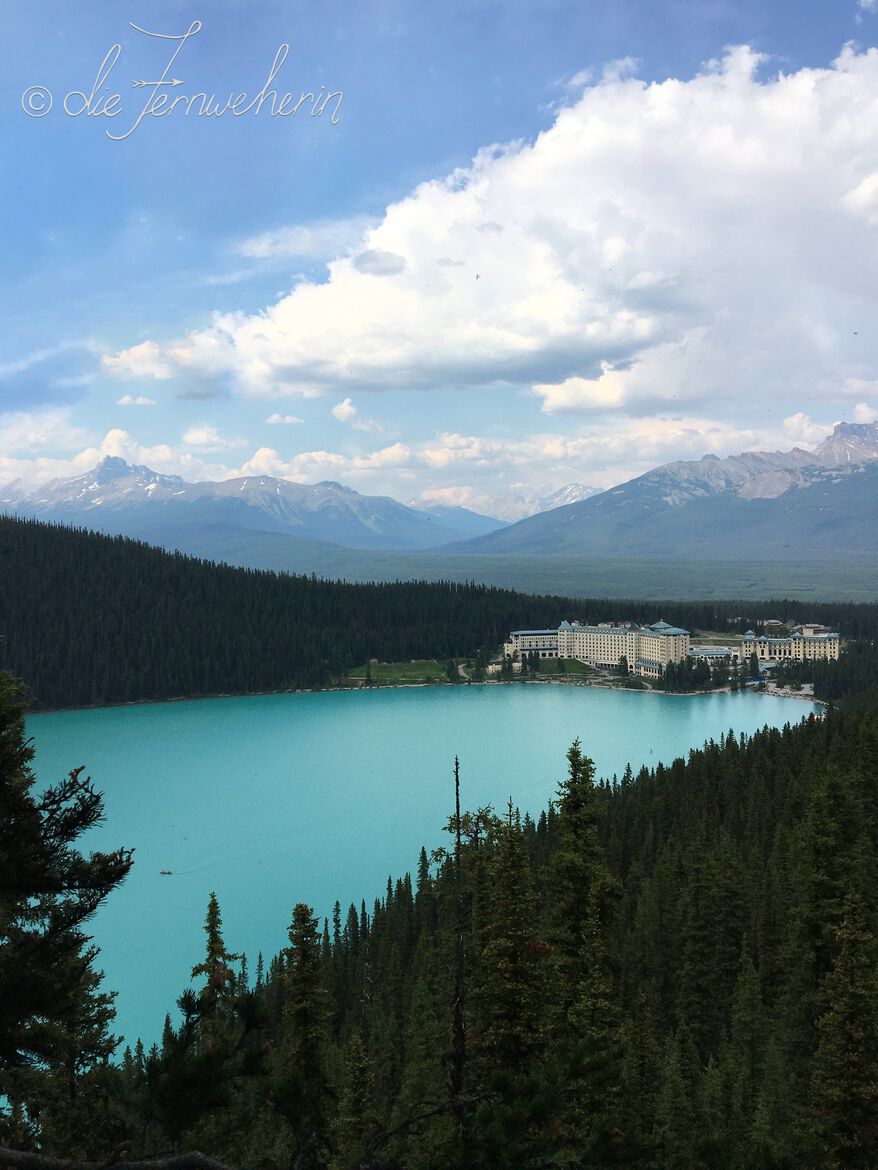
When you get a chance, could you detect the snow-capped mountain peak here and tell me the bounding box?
[3,459,503,552]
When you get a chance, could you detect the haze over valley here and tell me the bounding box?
[5,422,878,599]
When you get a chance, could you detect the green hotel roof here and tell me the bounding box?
[511,620,690,637]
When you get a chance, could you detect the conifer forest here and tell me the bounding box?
[2,520,878,1168]
[3,516,878,710]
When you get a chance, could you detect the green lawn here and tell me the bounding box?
[537,658,598,677]
[347,659,453,684]
[690,630,746,646]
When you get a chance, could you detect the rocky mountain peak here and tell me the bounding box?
[315,480,355,494]
[94,455,134,481]
[814,420,878,465]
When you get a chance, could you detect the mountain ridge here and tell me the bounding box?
[5,422,878,567]
[445,422,878,558]
[2,457,505,553]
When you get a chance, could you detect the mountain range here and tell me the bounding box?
[448,422,878,559]
[4,422,878,575]
[418,483,602,523]
[0,458,511,552]
[0,459,603,555]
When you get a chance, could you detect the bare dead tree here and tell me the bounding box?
[449,755,466,1112]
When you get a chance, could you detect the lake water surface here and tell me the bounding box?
[29,684,819,1047]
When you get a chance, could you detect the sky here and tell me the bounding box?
[3,0,878,515]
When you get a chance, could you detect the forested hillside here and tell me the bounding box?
[3,647,878,1168]
[3,515,878,711]
[0,516,572,709]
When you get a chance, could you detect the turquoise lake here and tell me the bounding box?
[29,684,819,1049]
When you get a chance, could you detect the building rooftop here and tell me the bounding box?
[568,625,633,635]
[743,631,839,643]
[642,623,689,637]
[510,619,691,638]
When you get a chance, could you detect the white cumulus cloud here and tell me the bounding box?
[780,412,836,447]
[103,45,878,429]
[236,215,377,261]
[182,425,249,451]
[117,394,157,407]
[265,412,305,425]
[0,407,92,454]
[102,340,176,381]
[331,398,383,432]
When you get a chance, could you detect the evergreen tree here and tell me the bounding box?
[547,740,616,992]
[0,672,132,1153]
[809,890,878,1168]
[471,805,549,1079]
[331,1030,377,1169]
[190,891,241,1043]
[656,1026,700,1170]
[272,903,333,1169]
[545,742,627,1162]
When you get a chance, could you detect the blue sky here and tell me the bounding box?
[3,0,878,515]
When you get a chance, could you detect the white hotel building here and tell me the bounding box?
[503,620,690,679]
[741,627,840,664]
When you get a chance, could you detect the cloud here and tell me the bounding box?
[780,412,836,446]
[854,402,878,422]
[53,373,96,390]
[841,172,878,224]
[0,407,92,454]
[117,394,157,407]
[534,364,630,413]
[0,347,68,380]
[839,377,878,399]
[236,215,377,261]
[331,398,383,432]
[2,403,850,513]
[265,412,304,425]
[230,415,793,497]
[234,441,412,482]
[352,249,407,276]
[859,0,877,13]
[182,425,249,451]
[103,45,878,426]
[0,343,102,409]
[414,419,764,479]
[102,340,175,380]
[0,426,229,492]
[199,268,261,287]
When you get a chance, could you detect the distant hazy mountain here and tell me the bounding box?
[539,483,603,510]
[3,457,500,552]
[485,483,602,522]
[411,502,507,539]
[0,478,25,509]
[447,422,878,560]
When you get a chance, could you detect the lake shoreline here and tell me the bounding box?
[29,672,824,716]
[30,682,821,1050]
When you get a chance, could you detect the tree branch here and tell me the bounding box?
[0,1148,235,1170]
[356,1092,499,1165]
